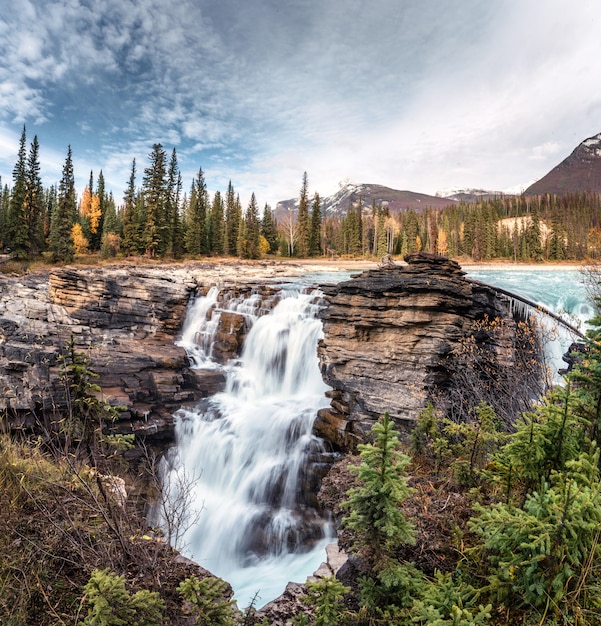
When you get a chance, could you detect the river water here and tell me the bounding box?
[157,266,595,609]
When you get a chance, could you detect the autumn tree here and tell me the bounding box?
[79,179,102,247]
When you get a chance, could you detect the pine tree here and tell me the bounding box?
[7,127,28,257]
[309,192,322,256]
[100,193,120,258]
[121,160,138,255]
[49,146,76,263]
[185,169,209,256]
[93,170,107,250]
[208,191,225,255]
[261,203,278,254]
[24,134,45,255]
[141,143,167,256]
[296,172,310,257]
[0,181,8,247]
[240,193,260,259]
[165,148,182,256]
[342,412,416,568]
[224,181,240,255]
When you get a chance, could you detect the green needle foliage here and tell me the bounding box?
[296,576,350,626]
[342,411,416,568]
[178,575,237,626]
[411,571,491,626]
[82,568,165,626]
[470,446,601,621]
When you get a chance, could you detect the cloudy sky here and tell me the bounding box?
[0,0,600,207]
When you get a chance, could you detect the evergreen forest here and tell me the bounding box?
[2,128,601,264]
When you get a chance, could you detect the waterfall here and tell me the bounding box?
[156,286,335,608]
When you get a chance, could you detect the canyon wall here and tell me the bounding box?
[0,262,303,442]
[1,257,538,452]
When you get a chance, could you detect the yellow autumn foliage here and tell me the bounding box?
[71,223,89,254]
[79,187,102,234]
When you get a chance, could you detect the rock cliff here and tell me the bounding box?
[0,261,316,443]
[315,253,536,451]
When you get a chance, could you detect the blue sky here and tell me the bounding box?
[1,0,600,208]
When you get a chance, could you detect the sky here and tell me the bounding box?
[1,0,601,209]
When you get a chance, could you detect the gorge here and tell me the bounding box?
[0,254,584,609]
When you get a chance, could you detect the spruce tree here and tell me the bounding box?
[309,192,322,256]
[93,170,107,250]
[49,146,76,263]
[185,169,209,256]
[208,190,225,255]
[0,181,7,247]
[121,160,138,255]
[7,127,28,257]
[261,203,278,254]
[141,143,167,256]
[296,171,310,257]
[342,412,416,568]
[165,148,182,256]
[24,134,45,255]
[224,181,240,255]
[242,193,260,259]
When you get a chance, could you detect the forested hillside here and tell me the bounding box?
[2,128,601,265]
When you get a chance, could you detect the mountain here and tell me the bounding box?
[275,182,458,220]
[525,132,601,195]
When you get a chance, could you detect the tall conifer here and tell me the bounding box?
[309,192,322,256]
[142,143,167,256]
[209,191,225,255]
[121,160,138,255]
[25,135,45,255]
[261,203,278,254]
[224,181,240,255]
[7,127,28,257]
[49,146,76,263]
[296,172,310,257]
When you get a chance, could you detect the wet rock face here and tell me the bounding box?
[316,253,522,451]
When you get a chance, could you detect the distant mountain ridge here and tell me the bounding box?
[525,133,601,195]
[275,182,459,220]
[275,132,601,217]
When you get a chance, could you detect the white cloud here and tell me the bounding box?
[1,0,601,208]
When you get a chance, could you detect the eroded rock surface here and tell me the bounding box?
[315,253,527,451]
[0,261,321,442]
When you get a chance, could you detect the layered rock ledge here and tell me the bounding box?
[315,253,529,451]
[0,261,321,442]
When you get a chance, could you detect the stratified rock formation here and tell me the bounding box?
[0,261,314,442]
[315,253,532,451]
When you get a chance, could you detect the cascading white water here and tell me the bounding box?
[157,286,335,608]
